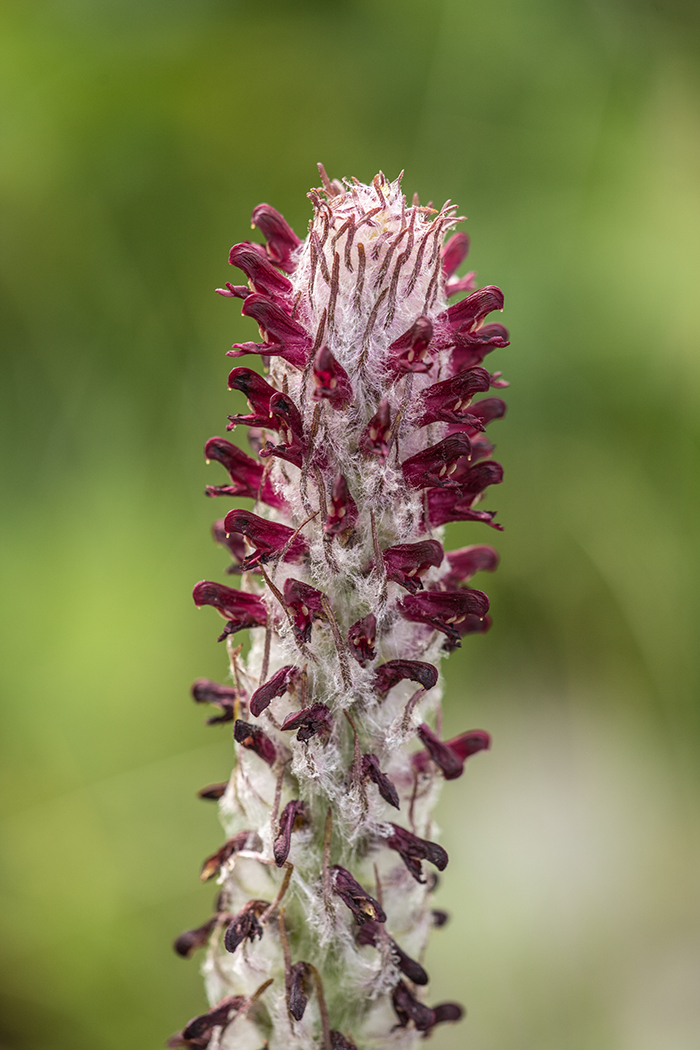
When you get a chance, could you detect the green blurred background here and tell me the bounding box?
[2,0,700,1047]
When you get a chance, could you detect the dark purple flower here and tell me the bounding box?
[212,520,249,573]
[259,391,307,468]
[199,831,263,881]
[451,322,510,373]
[250,203,301,272]
[385,316,434,375]
[233,720,277,766]
[169,995,246,1048]
[228,241,294,299]
[273,799,309,866]
[191,678,240,724]
[358,398,391,459]
[249,665,299,717]
[288,961,311,1020]
[382,540,443,593]
[325,474,358,539]
[431,909,449,927]
[280,703,332,743]
[330,1032,358,1050]
[348,613,376,665]
[173,917,218,958]
[228,294,311,371]
[197,782,228,801]
[441,544,499,587]
[227,366,278,428]
[374,659,439,698]
[398,589,489,645]
[330,865,387,925]
[357,920,428,985]
[401,434,472,490]
[434,285,505,351]
[415,368,492,427]
[216,283,251,300]
[313,345,353,409]
[413,728,491,777]
[466,395,507,428]
[441,232,469,279]
[283,577,326,643]
[361,753,400,809]
[203,436,281,507]
[222,509,308,569]
[192,581,267,640]
[433,1002,464,1024]
[386,824,448,883]
[391,981,436,1031]
[223,899,270,954]
[426,463,504,529]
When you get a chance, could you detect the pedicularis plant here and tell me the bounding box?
[170,168,508,1050]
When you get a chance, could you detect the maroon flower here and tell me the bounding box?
[374,660,439,698]
[223,509,308,569]
[169,995,246,1048]
[223,899,270,954]
[313,345,353,409]
[361,754,400,810]
[358,399,391,459]
[193,581,267,640]
[442,232,476,297]
[259,391,307,468]
[434,285,505,351]
[415,368,492,427]
[226,366,278,428]
[391,982,435,1031]
[325,475,358,539]
[283,577,326,643]
[398,589,489,645]
[280,703,332,743]
[273,800,309,866]
[228,294,311,371]
[330,865,387,925]
[191,678,240,724]
[413,727,491,778]
[173,917,218,958]
[451,322,509,373]
[197,782,228,800]
[233,720,277,766]
[250,203,301,272]
[441,544,499,587]
[288,961,311,1020]
[347,613,376,665]
[401,434,472,490]
[200,831,263,881]
[385,316,434,375]
[203,436,281,507]
[466,395,507,428]
[382,540,443,593]
[357,921,428,985]
[431,909,449,927]
[249,665,299,717]
[385,824,448,883]
[228,241,294,300]
[212,520,249,573]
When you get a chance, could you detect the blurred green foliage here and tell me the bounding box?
[2,0,700,1047]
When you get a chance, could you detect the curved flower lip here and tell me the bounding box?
[233,719,277,766]
[464,396,507,428]
[385,316,434,375]
[250,203,301,272]
[273,799,309,866]
[325,474,358,538]
[228,242,293,299]
[374,659,439,698]
[204,436,283,507]
[382,540,444,593]
[385,823,448,884]
[330,865,387,925]
[427,488,503,530]
[228,294,311,370]
[433,285,505,351]
[348,613,376,665]
[312,345,353,409]
[223,899,269,954]
[191,677,241,724]
[193,581,267,632]
[359,398,391,459]
[356,920,428,984]
[361,753,400,809]
[226,367,278,428]
[222,509,308,569]
[402,434,472,490]
[413,727,491,778]
[283,578,326,642]
[441,232,469,279]
[451,322,509,373]
[280,703,332,743]
[170,994,246,1047]
[258,391,307,469]
[415,368,492,427]
[173,916,218,958]
[449,458,504,495]
[212,520,249,572]
[398,589,490,644]
[200,830,263,881]
[249,664,299,717]
[441,544,499,587]
[288,961,311,1021]
[391,983,464,1034]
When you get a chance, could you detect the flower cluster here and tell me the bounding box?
[170,167,508,1050]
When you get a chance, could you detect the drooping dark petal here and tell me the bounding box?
[280,703,332,743]
[445,271,477,297]
[401,434,472,490]
[413,728,491,777]
[250,203,301,272]
[258,391,307,469]
[273,799,309,866]
[226,366,278,428]
[386,316,434,375]
[228,242,293,299]
[449,458,504,499]
[288,961,311,1021]
[426,458,504,528]
[200,831,263,881]
[229,294,311,371]
[361,753,400,809]
[197,782,228,800]
[391,981,436,1031]
[432,1002,465,1025]
[415,368,492,427]
[204,437,266,500]
[177,995,246,1045]
[191,678,240,724]
[451,322,510,373]
[325,475,358,539]
[374,660,439,698]
[222,509,308,569]
[330,865,387,925]
[313,345,353,409]
[442,613,492,651]
[440,544,499,589]
[356,920,428,985]
[466,396,507,428]
[192,582,267,639]
[358,398,391,459]
[386,824,448,883]
[348,613,376,665]
[330,1032,358,1050]
[441,232,470,278]
[398,589,489,645]
[434,285,505,351]
[432,909,450,927]
[249,664,299,717]
[382,540,444,593]
[212,520,249,573]
[223,899,269,954]
[173,917,217,958]
[416,723,464,780]
[283,577,326,643]
[233,720,277,766]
